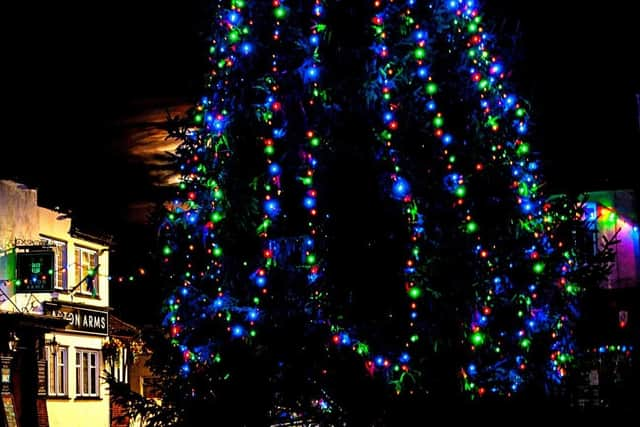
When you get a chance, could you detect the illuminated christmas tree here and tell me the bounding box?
[150,0,613,424]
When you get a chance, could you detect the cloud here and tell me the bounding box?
[123,100,191,186]
[116,99,191,223]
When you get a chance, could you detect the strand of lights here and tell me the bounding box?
[162,0,255,376]
[442,0,578,393]
[380,1,528,396]
[438,0,544,395]
[330,0,426,393]
[298,0,328,317]
[243,0,292,341]
[587,345,634,356]
[382,0,545,395]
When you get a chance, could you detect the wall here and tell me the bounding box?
[587,190,639,289]
[45,333,110,427]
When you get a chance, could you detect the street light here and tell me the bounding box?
[48,335,59,355]
[7,331,19,353]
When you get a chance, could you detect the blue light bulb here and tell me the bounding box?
[303,196,316,209]
[240,42,252,55]
[227,11,240,24]
[269,163,281,175]
[392,177,410,199]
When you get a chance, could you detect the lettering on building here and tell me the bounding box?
[43,302,108,336]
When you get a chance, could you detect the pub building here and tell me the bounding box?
[1,180,111,427]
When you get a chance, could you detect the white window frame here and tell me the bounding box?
[41,236,68,290]
[47,346,68,397]
[74,246,99,296]
[75,348,100,398]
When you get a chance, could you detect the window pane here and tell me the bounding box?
[75,249,82,291]
[58,244,67,289]
[90,366,96,394]
[48,351,55,394]
[60,349,67,395]
[76,352,81,394]
[57,358,63,394]
[83,353,89,394]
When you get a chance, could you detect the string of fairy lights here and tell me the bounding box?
[425,0,533,395]
[154,0,629,397]
[162,0,257,374]
[298,0,328,316]
[441,0,582,393]
[243,0,291,341]
[328,0,427,388]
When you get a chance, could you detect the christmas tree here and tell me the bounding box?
[127,0,614,424]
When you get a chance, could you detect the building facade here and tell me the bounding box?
[573,189,639,409]
[1,180,111,427]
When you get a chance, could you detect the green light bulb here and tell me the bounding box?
[466,221,478,233]
[470,331,485,346]
[228,30,240,43]
[565,283,579,295]
[533,262,545,274]
[274,6,287,19]
[408,287,422,299]
[211,212,222,223]
[516,143,530,156]
[425,82,438,95]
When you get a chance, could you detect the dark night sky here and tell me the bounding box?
[3,0,639,234]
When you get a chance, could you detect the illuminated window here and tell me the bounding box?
[41,237,68,290]
[47,346,68,397]
[76,349,100,397]
[74,246,98,296]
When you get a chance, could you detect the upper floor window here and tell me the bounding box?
[74,246,99,296]
[41,236,68,290]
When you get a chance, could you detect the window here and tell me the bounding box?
[47,346,68,397]
[74,246,98,296]
[76,349,100,397]
[41,237,67,290]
